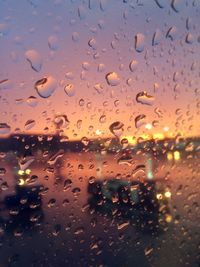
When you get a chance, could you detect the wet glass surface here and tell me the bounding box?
[0,0,200,266]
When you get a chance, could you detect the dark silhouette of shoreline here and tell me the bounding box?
[0,134,199,155]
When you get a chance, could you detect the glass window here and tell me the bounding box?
[0,0,199,266]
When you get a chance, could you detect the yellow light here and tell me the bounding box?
[156,193,163,200]
[18,178,25,186]
[153,133,164,140]
[165,214,172,223]
[163,126,169,132]
[167,152,173,161]
[120,136,137,145]
[139,134,151,140]
[174,151,180,161]
[145,123,152,130]
[96,129,102,135]
[25,169,31,175]
[165,191,172,198]
[18,170,24,175]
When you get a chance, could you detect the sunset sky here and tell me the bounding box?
[0,0,200,140]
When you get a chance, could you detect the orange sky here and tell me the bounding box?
[0,0,200,140]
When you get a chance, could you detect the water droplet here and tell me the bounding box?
[117,221,129,230]
[64,83,75,97]
[77,120,82,129]
[135,33,145,52]
[166,26,177,41]
[100,0,107,11]
[99,115,106,123]
[109,121,124,137]
[0,123,11,135]
[62,199,69,206]
[54,115,69,129]
[74,227,84,235]
[24,119,36,131]
[98,63,105,72]
[117,155,132,166]
[136,91,154,105]
[72,187,81,196]
[154,107,163,118]
[0,23,10,36]
[94,83,104,94]
[185,33,194,44]
[13,229,23,237]
[82,62,90,71]
[48,198,56,208]
[72,32,79,42]
[135,115,146,128]
[132,164,145,178]
[78,6,86,19]
[129,60,138,72]
[152,30,161,46]
[25,49,42,72]
[171,0,184,13]
[105,72,120,86]
[154,0,166,8]
[35,76,57,98]
[186,17,192,30]
[0,168,6,175]
[26,96,38,107]
[144,247,153,256]
[48,35,59,50]
[81,137,89,146]
[18,157,34,171]
[79,99,85,106]
[1,182,8,191]
[88,38,97,49]
[52,224,61,236]
[48,150,64,165]
[0,79,12,90]
[64,179,72,191]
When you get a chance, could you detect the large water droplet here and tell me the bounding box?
[25,49,42,72]
[48,150,64,165]
[132,164,145,178]
[94,83,104,94]
[64,84,75,97]
[129,60,138,72]
[88,38,97,49]
[166,26,177,41]
[26,96,38,107]
[136,91,155,105]
[19,157,35,171]
[0,79,12,90]
[185,33,194,44]
[105,72,120,86]
[154,0,166,8]
[35,76,57,98]
[135,33,145,52]
[0,123,11,135]
[135,115,146,128]
[24,119,36,131]
[109,121,124,137]
[54,115,69,129]
[171,0,184,12]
